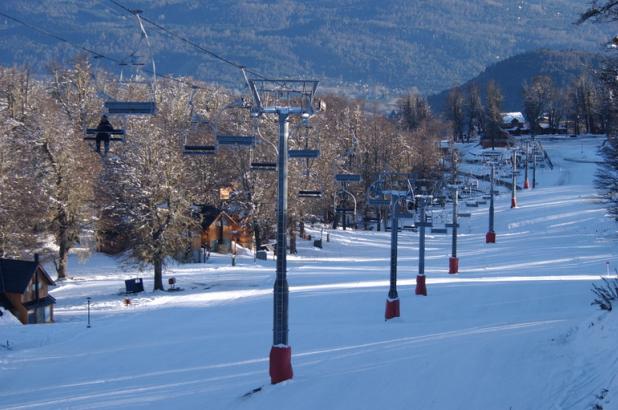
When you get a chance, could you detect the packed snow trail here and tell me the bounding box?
[1,136,616,409]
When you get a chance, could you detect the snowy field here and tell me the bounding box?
[1,136,617,410]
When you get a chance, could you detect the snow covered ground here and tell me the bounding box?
[1,136,617,409]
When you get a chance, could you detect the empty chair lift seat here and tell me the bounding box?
[105,101,156,115]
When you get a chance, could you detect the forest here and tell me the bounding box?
[0,59,447,287]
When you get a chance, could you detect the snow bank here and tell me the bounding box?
[0,308,20,327]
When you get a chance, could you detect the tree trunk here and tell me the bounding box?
[57,225,69,280]
[153,256,164,291]
[289,217,297,255]
[254,222,261,250]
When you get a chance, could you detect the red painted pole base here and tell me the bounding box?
[270,345,293,384]
[486,231,496,243]
[385,298,400,320]
[415,275,427,296]
[511,197,517,208]
[449,257,459,274]
[523,179,530,189]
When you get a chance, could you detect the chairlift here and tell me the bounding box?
[181,86,216,156]
[83,117,126,155]
[104,11,157,116]
[210,97,257,151]
[288,149,320,158]
[105,101,156,115]
[247,115,277,172]
[298,190,322,198]
[335,174,361,183]
[84,127,126,142]
[217,135,256,146]
[183,145,216,155]
[250,162,277,171]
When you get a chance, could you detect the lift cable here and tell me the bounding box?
[0,10,209,91]
[106,0,267,80]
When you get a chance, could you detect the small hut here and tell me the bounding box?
[0,255,56,324]
[198,206,252,253]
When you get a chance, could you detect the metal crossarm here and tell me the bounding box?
[248,79,319,116]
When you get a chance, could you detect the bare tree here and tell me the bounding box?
[578,1,618,24]
[523,75,552,135]
[0,67,46,257]
[41,59,100,279]
[465,83,484,141]
[446,86,465,142]
[105,82,198,290]
[485,80,504,149]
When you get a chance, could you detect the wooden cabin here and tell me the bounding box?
[0,256,56,324]
[480,128,512,149]
[198,206,253,254]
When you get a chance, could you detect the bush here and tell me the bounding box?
[591,278,618,311]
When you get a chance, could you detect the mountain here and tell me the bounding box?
[0,1,613,96]
[427,49,607,113]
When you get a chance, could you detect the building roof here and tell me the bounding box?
[198,205,221,228]
[502,112,526,124]
[23,295,56,310]
[0,258,55,294]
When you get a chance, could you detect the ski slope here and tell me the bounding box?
[1,136,617,410]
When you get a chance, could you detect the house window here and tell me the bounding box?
[28,310,36,324]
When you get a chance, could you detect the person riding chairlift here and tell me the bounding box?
[95,115,114,156]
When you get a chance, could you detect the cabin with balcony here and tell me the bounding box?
[0,256,56,324]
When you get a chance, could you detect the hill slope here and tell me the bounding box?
[0,0,613,94]
[0,137,616,409]
[428,49,606,113]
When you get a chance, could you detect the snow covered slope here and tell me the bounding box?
[0,136,616,410]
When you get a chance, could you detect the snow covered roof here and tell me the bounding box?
[502,112,525,124]
[0,258,55,294]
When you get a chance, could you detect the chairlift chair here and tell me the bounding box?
[335,174,362,183]
[105,11,158,116]
[105,101,156,115]
[288,149,320,158]
[183,145,216,155]
[298,190,322,198]
[217,135,256,146]
[211,98,257,150]
[83,122,126,155]
[84,127,126,142]
[250,162,277,171]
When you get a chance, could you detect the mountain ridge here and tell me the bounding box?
[0,1,612,96]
